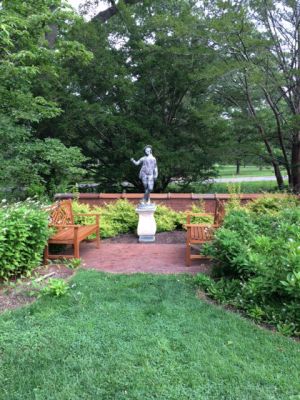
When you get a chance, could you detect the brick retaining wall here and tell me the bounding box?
[54,193,299,212]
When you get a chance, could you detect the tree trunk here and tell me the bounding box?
[236,160,241,175]
[244,77,285,190]
[45,24,58,48]
[262,87,292,184]
[291,132,300,193]
[273,161,284,190]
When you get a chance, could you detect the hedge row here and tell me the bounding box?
[196,195,300,337]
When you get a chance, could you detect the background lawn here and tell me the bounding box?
[216,165,285,178]
[0,271,299,400]
[168,180,288,193]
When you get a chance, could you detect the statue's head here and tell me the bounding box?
[144,145,152,155]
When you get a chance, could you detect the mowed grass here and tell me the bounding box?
[217,165,285,178]
[0,271,299,400]
[168,180,287,193]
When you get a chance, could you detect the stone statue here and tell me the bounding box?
[131,145,158,204]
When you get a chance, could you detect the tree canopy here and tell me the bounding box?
[1,0,300,196]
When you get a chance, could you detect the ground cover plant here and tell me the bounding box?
[0,270,299,399]
[197,195,300,337]
[0,199,49,280]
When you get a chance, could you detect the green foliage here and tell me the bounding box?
[0,0,92,124]
[0,116,87,199]
[155,205,179,232]
[66,258,82,270]
[0,115,88,199]
[201,196,300,336]
[193,274,214,291]
[101,200,138,237]
[44,0,222,191]
[0,199,49,279]
[40,278,69,297]
[0,1,92,200]
[246,195,299,214]
[73,200,138,238]
[72,200,191,238]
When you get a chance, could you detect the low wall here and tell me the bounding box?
[54,193,298,212]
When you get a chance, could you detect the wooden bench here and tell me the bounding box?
[44,199,100,263]
[185,201,225,266]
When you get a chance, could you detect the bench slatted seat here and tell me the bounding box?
[185,221,218,266]
[185,201,225,266]
[44,199,100,263]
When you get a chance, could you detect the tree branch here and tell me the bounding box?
[92,0,140,23]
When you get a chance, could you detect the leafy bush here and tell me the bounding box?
[73,200,198,237]
[41,278,69,297]
[0,199,49,279]
[200,196,300,336]
[246,194,299,214]
[72,199,215,240]
[0,116,88,201]
[155,205,180,232]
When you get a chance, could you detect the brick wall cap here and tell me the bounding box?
[99,193,122,199]
[78,193,99,199]
[54,193,74,200]
[169,193,192,199]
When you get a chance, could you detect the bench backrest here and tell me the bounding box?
[214,199,225,226]
[49,199,74,225]
[189,224,217,242]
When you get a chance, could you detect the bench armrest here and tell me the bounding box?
[76,213,100,217]
[49,224,80,228]
[186,212,212,216]
[185,224,218,228]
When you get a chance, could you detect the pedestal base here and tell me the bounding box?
[138,235,155,243]
[136,203,157,243]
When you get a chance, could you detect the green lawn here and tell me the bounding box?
[217,165,285,178]
[168,180,287,193]
[0,271,299,400]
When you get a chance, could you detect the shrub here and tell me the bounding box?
[100,200,138,237]
[0,199,49,279]
[200,196,300,336]
[73,200,195,237]
[246,194,299,214]
[40,278,69,297]
[155,205,180,232]
[73,200,136,238]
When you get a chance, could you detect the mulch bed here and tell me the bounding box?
[0,265,74,314]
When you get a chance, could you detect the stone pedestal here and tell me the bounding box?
[136,203,157,242]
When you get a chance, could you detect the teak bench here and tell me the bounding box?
[44,199,100,263]
[185,200,225,266]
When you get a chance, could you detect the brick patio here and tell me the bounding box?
[79,242,211,274]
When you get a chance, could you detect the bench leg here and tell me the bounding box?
[74,241,80,259]
[186,243,191,267]
[44,245,49,265]
[96,228,100,249]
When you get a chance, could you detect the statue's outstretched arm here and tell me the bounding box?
[131,157,143,166]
